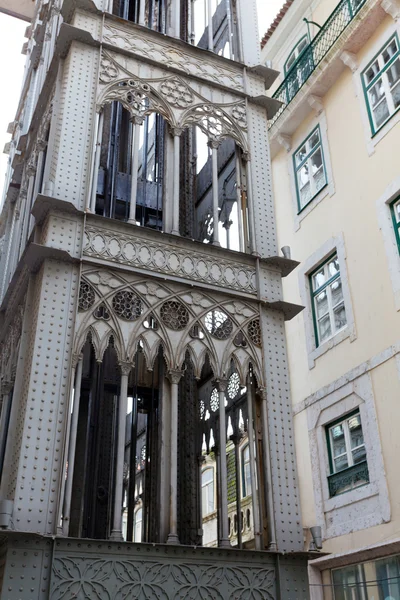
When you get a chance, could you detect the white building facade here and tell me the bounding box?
[262,0,400,598]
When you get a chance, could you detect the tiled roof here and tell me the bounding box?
[260,0,295,49]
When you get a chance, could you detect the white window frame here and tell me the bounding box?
[293,125,327,212]
[351,20,400,154]
[328,412,366,475]
[298,234,356,369]
[201,467,215,516]
[362,34,400,135]
[288,113,335,231]
[310,253,348,348]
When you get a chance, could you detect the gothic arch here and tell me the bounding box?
[97,77,175,127]
[179,103,249,152]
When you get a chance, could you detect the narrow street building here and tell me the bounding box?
[262,0,400,597]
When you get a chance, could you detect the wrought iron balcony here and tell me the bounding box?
[328,460,369,497]
[268,0,367,130]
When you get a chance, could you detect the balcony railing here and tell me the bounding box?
[268,0,367,129]
[328,460,369,497]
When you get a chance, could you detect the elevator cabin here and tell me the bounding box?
[68,335,265,547]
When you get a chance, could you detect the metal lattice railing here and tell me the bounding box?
[328,460,369,497]
[268,0,368,129]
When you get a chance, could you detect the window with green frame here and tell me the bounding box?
[310,253,347,346]
[284,35,309,74]
[390,196,400,253]
[326,411,369,497]
[293,126,327,212]
[362,34,400,135]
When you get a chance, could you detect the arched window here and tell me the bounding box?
[284,35,313,102]
[94,102,165,230]
[241,444,251,498]
[284,36,309,74]
[134,507,142,542]
[201,467,215,515]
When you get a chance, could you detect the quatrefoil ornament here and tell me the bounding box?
[160,78,194,108]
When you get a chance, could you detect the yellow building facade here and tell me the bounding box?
[262,0,400,597]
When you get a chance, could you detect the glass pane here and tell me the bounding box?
[383,39,398,64]
[333,302,347,330]
[202,468,213,484]
[375,556,400,600]
[334,454,349,472]
[331,424,346,456]
[332,565,363,600]
[313,166,326,194]
[299,181,311,208]
[388,57,400,87]
[373,98,390,128]
[365,60,380,85]
[331,278,343,306]
[286,53,296,71]
[310,148,322,173]
[244,463,251,497]
[312,267,326,291]
[369,79,385,107]
[298,38,308,54]
[309,130,320,149]
[295,144,307,166]
[352,445,367,464]
[391,80,400,110]
[327,256,340,278]
[318,313,332,343]
[298,164,310,189]
[315,290,329,318]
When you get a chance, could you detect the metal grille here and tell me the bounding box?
[204,310,233,340]
[160,300,189,330]
[269,0,367,129]
[78,281,95,311]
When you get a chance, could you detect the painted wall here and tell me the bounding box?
[262,0,400,567]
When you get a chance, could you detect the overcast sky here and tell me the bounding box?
[0,0,284,200]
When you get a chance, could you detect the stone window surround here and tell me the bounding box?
[377,174,400,311]
[287,112,336,231]
[349,18,400,156]
[298,233,356,370]
[306,371,390,541]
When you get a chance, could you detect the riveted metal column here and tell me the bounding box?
[247,375,262,550]
[128,116,144,224]
[88,112,103,212]
[244,154,257,255]
[257,386,277,551]
[215,378,230,548]
[110,361,132,541]
[209,140,220,246]
[62,354,83,535]
[171,127,184,235]
[167,369,183,544]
